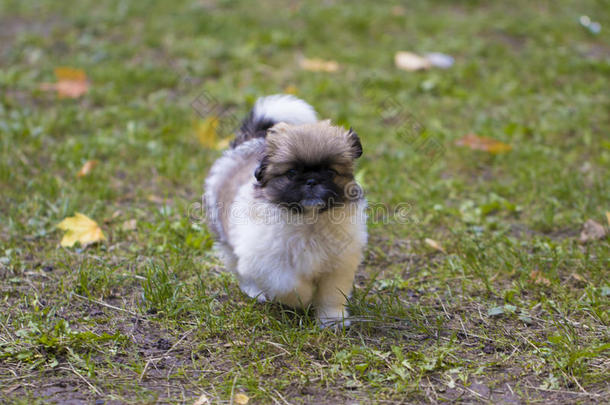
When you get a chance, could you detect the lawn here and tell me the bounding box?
[1,0,609,403]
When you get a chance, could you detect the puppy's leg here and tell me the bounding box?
[239,277,268,302]
[215,242,238,272]
[314,254,359,328]
[275,277,314,309]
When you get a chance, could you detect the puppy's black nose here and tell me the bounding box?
[306,179,317,186]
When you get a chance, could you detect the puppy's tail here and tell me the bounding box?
[232,94,317,148]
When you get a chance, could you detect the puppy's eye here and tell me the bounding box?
[285,169,298,177]
[328,168,339,176]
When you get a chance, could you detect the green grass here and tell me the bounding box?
[1,0,609,403]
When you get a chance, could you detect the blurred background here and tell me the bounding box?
[1,0,609,403]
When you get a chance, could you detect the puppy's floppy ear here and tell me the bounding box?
[254,156,268,183]
[347,127,363,159]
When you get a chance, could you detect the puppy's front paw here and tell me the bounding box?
[240,282,267,302]
[317,307,351,329]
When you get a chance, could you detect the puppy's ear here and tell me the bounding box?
[254,156,268,183]
[347,127,363,159]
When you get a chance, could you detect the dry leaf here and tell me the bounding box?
[234,393,249,405]
[122,219,137,231]
[530,270,551,286]
[455,133,512,154]
[193,393,210,405]
[424,238,446,253]
[394,51,431,71]
[196,117,219,149]
[56,213,106,247]
[77,160,98,177]
[40,67,89,98]
[299,58,339,72]
[579,219,607,243]
[606,212,610,227]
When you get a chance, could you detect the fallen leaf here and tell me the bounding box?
[455,133,512,154]
[424,238,446,253]
[606,211,610,227]
[234,393,249,405]
[77,160,98,177]
[56,213,106,247]
[530,270,551,286]
[196,117,219,149]
[193,393,210,405]
[122,219,137,231]
[394,51,431,71]
[299,58,339,72]
[40,67,89,98]
[579,219,607,243]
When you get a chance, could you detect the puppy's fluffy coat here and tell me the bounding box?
[204,95,367,327]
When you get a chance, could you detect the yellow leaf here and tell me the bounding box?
[234,393,249,405]
[424,238,446,253]
[77,160,98,177]
[394,51,431,71]
[455,133,512,154]
[40,67,89,99]
[196,117,219,148]
[56,213,106,247]
[606,211,610,227]
[299,58,339,72]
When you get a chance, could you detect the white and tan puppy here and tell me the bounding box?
[204,95,367,327]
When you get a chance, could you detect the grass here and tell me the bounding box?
[1,0,609,403]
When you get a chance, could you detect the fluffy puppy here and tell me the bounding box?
[204,95,367,327]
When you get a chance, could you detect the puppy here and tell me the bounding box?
[204,95,367,327]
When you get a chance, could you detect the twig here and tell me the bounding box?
[525,385,601,398]
[272,388,292,405]
[63,362,103,396]
[73,293,137,316]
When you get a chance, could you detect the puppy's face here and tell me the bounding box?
[254,121,362,210]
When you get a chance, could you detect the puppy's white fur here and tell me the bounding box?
[252,94,318,125]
